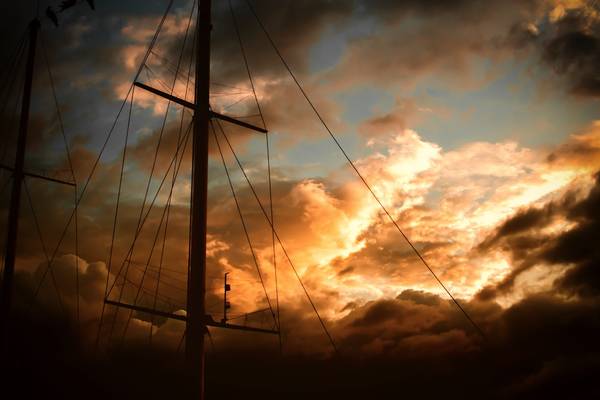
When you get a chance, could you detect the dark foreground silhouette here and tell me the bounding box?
[3,302,600,400]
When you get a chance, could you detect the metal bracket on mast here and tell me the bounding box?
[133,81,268,134]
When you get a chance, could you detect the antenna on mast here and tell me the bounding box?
[222,272,231,324]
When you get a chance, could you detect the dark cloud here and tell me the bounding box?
[479,192,577,249]
[549,172,600,297]
[477,170,600,300]
[491,206,549,237]
[337,265,354,276]
[358,98,418,137]
[7,285,600,399]
[541,9,600,98]
[325,0,545,89]
[504,21,541,49]
[211,0,354,81]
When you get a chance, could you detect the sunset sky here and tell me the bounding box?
[2,0,600,398]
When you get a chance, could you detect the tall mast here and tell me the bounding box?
[187,0,211,398]
[106,1,276,396]
[0,18,40,348]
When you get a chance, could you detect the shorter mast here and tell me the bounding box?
[0,18,40,347]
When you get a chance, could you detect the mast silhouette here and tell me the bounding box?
[187,0,211,397]
[0,18,40,348]
[0,2,279,397]
[107,1,276,398]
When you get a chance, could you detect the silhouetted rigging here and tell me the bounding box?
[0,2,491,400]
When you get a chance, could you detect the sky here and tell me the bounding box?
[1,0,600,398]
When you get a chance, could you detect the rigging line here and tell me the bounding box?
[39,31,81,331]
[31,0,175,315]
[210,92,251,97]
[104,119,193,300]
[130,267,187,285]
[229,0,282,349]
[0,88,25,169]
[0,27,26,79]
[144,65,152,85]
[221,94,251,111]
[145,64,192,104]
[224,113,261,119]
[121,0,196,346]
[122,219,172,344]
[149,52,196,91]
[208,277,263,284]
[146,57,197,99]
[107,124,191,341]
[131,273,187,293]
[129,263,188,285]
[226,307,271,321]
[148,93,177,344]
[211,81,249,91]
[245,0,486,340]
[39,33,77,184]
[150,0,197,346]
[149,49,196,83]
[228,0,266,130]
[73,185,80,330]
[127,259,188,275]
[72,185,80,331]
[216,120,338,354]
[0,29,27,117]
[0,173,13,198]
[110,9,184,347]
[145,64,182,97]
[0,39,27,165]
[156,62,195,92]
[206,328,216,354]
[23,178,66,315]
[210,121,278,329]
[124,0,194,280]
[0,28,27,100]
[177,328,186,354]
[150,49,189,73]
[100,87,135,348]
[266,131,281,352]
[206,299,225,309]
[0,87,23,168]
[119,277,185,307]
[130,273,186,292]
[118,118,192,346]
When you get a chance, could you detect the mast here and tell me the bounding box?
[106,2,277,397]
[186,0,211,398]
[0,18,40,347]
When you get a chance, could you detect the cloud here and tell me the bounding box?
[476,168,600,300]
[322,0,547,90]
[540,6,600,98]
[15,252,191,348]
[238,288,600,397]
[547,120,600,168]
[358,98,420,138]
